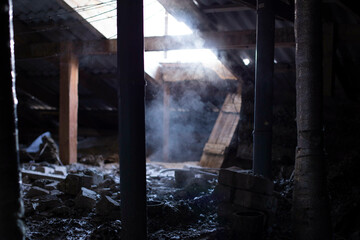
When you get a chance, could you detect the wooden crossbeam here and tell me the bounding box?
[16,28,295,59]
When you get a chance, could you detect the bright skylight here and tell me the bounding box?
[64,0,226,77]
[64,0,117,38]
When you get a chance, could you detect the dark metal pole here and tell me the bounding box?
[293,0,332,238]
[253,0,275,179]
[0,1,25,239]
[117,0,147,239]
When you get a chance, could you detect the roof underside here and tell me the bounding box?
[12,0,360,137]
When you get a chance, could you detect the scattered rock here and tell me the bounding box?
[53,165,67,176]
[58,173,97,195]
[75,187,98,210]
[36,195,63,212]
[33,179,53,189]
[96,195,121,217]
[25,186,50,198]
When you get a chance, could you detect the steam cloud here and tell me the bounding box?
[145,72,237,163]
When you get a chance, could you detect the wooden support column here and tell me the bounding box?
[0,0,25,238]
[117,0,147,239]
[59,42,79,165]
[163,81,170,162]
[293,0,332,238]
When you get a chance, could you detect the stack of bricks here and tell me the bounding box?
[213,166,276,238]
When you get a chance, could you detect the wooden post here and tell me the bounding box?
[59,42,79,165]
[293,0,332,238]
[117,0,147,239]
[0,0,25,238]
[163,81,170,162]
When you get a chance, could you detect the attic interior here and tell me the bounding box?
[1,0,360,239]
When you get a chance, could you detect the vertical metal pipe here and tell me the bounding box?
[253,0,275,179]
[117,0,147,239]
[293,0,332,238]
[0,1,25,239]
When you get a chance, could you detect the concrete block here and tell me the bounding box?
[83,169,104,186]
[218,166,274,195]
[75,187,98,210]
[58,173,94,195]
[53,165,67,176]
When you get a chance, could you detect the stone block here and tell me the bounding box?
[218,166,274,195]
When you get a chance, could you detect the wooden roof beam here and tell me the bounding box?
[16,28,294,59]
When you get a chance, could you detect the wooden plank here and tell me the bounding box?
[221,93,242,113]
[59,42,78,165]
[203,143,227,155]
[21,169,66,181]
[200,154,224,168]
[200,93,241,168]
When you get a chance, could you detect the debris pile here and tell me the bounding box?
[21,161,222,239]
[20,134,298,239]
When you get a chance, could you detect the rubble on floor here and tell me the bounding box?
[21,159,298,240]
[20,134,300,239]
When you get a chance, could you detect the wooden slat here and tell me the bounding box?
[200,154,224,168]
[21,169,66,181]
[203,143,227,155]
[200,93,241,168]
[59,42,78,165]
